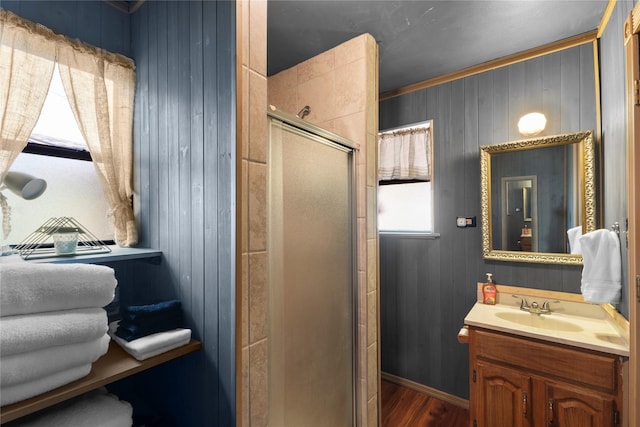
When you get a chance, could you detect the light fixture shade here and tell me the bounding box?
[518,112,547,136]
[3,171,47,200]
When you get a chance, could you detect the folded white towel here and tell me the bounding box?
[1,334,110,387]
[567,225,583,254]
[579,229,621,304]
[108,321,191,361]
[1,363,91,407]
[4,388,133,427]
[0,308,108,356]
[0,263,117,317]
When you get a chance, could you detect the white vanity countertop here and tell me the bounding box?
[465,300,630,357]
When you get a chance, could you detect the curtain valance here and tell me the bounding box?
[0,9,134,70]
[378,126,432,181]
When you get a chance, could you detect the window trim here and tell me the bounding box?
[23,141,92,161]
[378,231,440,239]
[377,120,435,234]
[378,178,430,186]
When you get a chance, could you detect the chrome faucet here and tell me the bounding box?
[512,295,558,315]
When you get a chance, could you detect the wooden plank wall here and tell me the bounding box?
[128,2,236,426]
[3,1,237,425]
[379,44,598,399]
[2,1,131,57]
[599,0,637,319]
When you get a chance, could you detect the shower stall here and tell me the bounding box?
[267,110,357,426]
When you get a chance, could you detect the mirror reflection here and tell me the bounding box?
[501,176,536,251]
[480,130,596,265]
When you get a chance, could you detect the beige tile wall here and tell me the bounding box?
[238,1,379,425]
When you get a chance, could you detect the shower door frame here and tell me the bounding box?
[267,109,359,427]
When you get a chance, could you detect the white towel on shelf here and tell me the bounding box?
[567,225,583,254]
[4,388,133,427]
[0,263,117,317]
[108,321,191,361]
[1,333,110,387]
[578,229,621,304]
[0,308,108,356]
[0,363,92,407]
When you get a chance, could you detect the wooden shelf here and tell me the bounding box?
[0,340,202,424]
[6,246,162,265]
[31,246,161,264]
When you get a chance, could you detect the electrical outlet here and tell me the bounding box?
[457,216,477,228]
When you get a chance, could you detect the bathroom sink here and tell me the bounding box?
[495,311,583,332]
[464,296,630,357]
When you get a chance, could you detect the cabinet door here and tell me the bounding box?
[474,361,532,427]
[546,382,615,427]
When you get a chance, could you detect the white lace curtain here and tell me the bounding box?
[378,126,432,181]
[0,9,137,246]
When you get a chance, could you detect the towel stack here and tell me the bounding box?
[4,387,132,427]
[109,300,191,361]
[0,262,117,407]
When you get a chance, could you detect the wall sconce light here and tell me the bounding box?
[518,112,547,137]
[3,171,48,200]
[1,171,48,243]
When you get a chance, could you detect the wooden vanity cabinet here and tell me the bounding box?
[475,361,531,427]
[469,327,623,427]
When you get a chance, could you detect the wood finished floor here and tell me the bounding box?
[381,380,470,427]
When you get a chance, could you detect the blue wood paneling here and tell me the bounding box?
[2,1,131,57]
[599,0,636,318]
[129,2,236,426]
[379,44,597,399]
[3,1,236,425]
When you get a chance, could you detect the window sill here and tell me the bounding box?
[379,231,441,239]
[1,246,162,265]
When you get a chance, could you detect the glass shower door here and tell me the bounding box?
[268,116,355,427]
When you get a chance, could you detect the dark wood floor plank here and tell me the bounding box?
[381,379,469,427]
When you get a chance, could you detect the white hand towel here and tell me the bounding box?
[1,334,110,387]
[0,263,117,317]
[1,363,92,407]
[4,388,133,427]
[108,322,191,361]
[567,225,583,254]
[0,308,108,356]
[578,229,621,304]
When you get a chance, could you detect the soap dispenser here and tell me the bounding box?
[482,273,496,305]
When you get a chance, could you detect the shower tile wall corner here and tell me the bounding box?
[237,0,269,426]
[267,32,380,427]
[238,5,380,423]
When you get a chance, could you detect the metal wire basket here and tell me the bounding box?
[15,217,111,260]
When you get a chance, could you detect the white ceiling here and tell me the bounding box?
[267,1,609,94]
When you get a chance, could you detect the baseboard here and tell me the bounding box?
[381,372,470,410]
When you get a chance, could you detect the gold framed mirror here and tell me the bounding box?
[480,130,596,265]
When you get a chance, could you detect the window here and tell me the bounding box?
[377,122,434,233]
[9,153,112,242]
[1,9,137,246]
[25,64,91,160]
[378,181,433,232]
[9,65,112,242]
